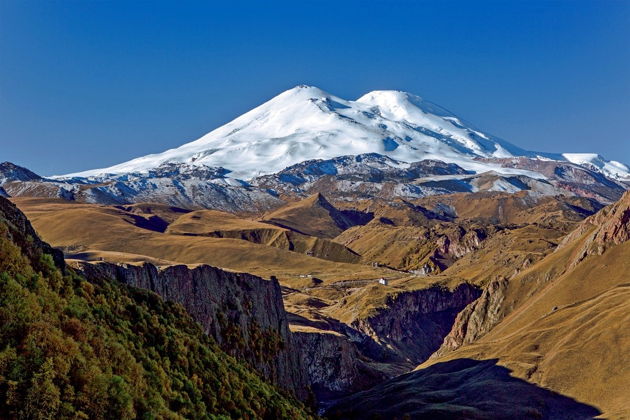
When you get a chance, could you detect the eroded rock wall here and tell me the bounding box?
[72,261,309,399]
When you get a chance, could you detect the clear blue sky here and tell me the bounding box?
[1,0,629,175]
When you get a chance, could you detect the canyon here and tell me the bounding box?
[4,185,627,417]
[3,85,629,418]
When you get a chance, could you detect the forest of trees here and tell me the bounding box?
[0,200,313,419]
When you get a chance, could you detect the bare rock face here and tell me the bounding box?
[350,283,482,367]
[287,284,481,404]
[71,261,309,399]
[559,190,630,266]
[292,330,387,401]
[433,278,510,357]
[432,226,489,268]
[586,190,630,246]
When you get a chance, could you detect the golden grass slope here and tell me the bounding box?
[10,198,390,286]
[261,193,365,238]
[335,193,595,275]
[417,195,630,418]
[167,209,360,263]
[327,192,629,418]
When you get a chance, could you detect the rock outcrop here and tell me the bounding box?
[433,278,510,357]
[286,283,482,403]
[428,226,489,270]
[350,283,482,365]
[0,196,64,269]
[292,330,387,401]
[71,261,309,399]
[558,189,630,266]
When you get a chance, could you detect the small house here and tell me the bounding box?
[378,278,388,285]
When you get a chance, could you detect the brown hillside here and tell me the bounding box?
[330,191,630,418]
[167,209,360,263]
[10,198,389,286]
[334,193,597,274]
[262,193,371,238]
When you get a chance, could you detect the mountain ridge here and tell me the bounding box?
[54,85,630,181]
[2,86,628,211]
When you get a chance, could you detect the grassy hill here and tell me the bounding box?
[11,198,390,286]
[0,197,313,419]
[328,192,630,419]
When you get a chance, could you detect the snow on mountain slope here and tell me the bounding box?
[562,153,630,180]
[58,85,629,182]
[58,85,552,180]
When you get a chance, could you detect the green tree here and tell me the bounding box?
[23,358,60,420]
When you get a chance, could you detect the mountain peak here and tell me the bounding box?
[58,86,629,182]
[306,192,331,207]
[0,162,42,184]
[357,89,418,101]
[279,84,334,101]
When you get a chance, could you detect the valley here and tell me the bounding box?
[3,85,629,419]
[9,184,628,417]
[4,0,630,417]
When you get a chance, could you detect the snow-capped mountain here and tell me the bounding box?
[57,85,630,182]
[251,153,626,203]
[562,153,630,180]
[4,85,627,211]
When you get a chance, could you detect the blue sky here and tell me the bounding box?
[1,0,629,175]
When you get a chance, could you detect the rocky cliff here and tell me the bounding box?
[350,283,482,365]
[292,330,387,402]
[290,283,482,403]
[0,196,315,419]
[559,190,630,266]
[433,278,510,356]
[0,195,65,269]
[71,261,309,399]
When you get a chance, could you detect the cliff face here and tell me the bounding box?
[559,190,630,267]
[71,261,309,399]
[427,226,489,271]
[350,283,482,365]
[292,330,387,401]
[435,227,487,260]
[291,283,482,403]
[0,196,315,419]
[0,196,64,269]
[433,278,509,356]
[65,244,480,406]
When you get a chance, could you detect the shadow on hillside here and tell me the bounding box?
[325,358,601,420]
[125,213,170,232]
